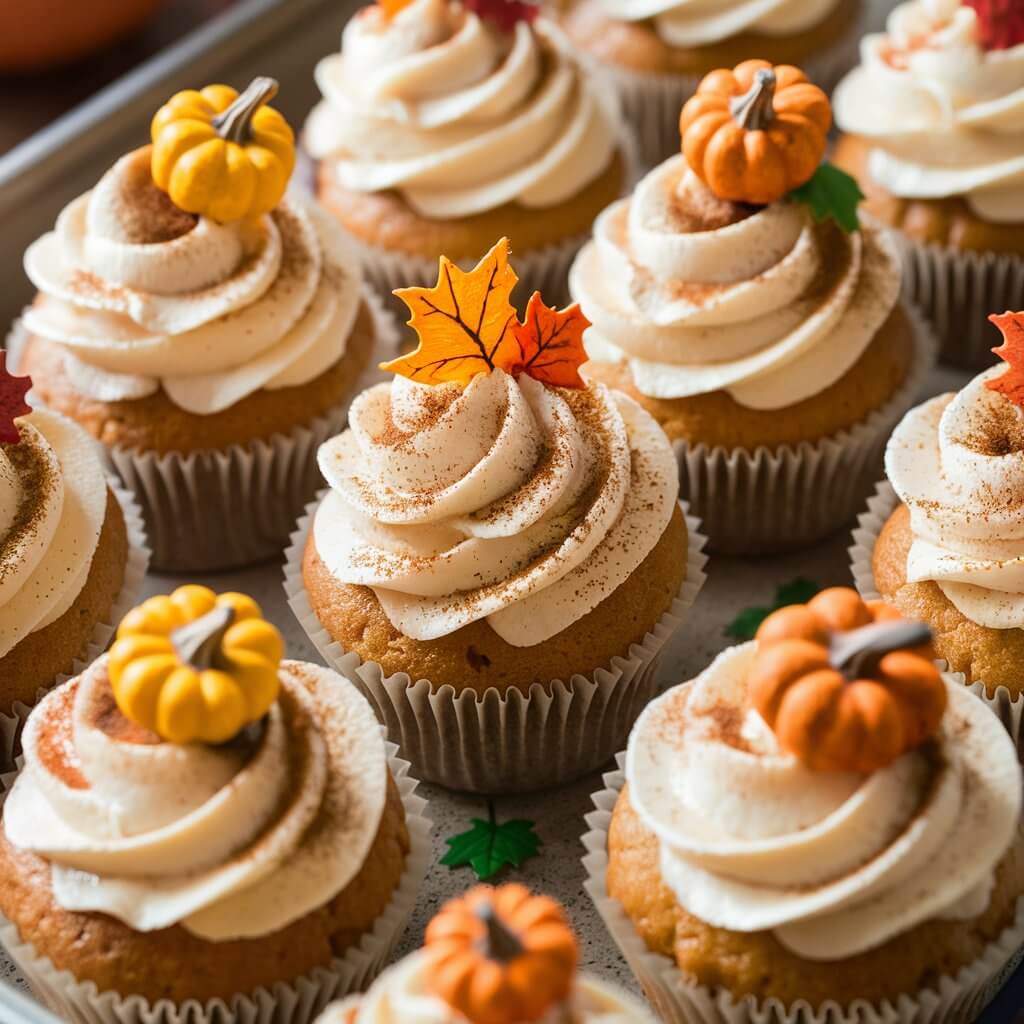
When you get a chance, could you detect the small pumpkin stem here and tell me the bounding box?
[212,77,279,144]
[830,621,933,680]
[172,605,235,670]
[475,904,524,963]
[729,68,777,132]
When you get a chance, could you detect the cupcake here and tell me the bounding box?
[319,884,657,1023]
[302,0,628,308]
[558,0,864,168]
[583,586,1024,1020]
[0,357,147,768]
[0,585,430,1021]
[13,77,389,572]
[286,238,706,794]
[570,59,935,555]
[832,0,1024,369]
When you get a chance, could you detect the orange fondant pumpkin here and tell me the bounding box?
[679,59,831,206]
[748,587,945,774]
[425,884,578,1024]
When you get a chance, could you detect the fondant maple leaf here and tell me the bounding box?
[986,312,1024,407]
[509,292,589,389]
[0,353,31,444]
[966,0,1024,50]
[465,0,539,32]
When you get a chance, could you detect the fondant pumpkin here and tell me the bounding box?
[425,884,578,1024]
[748,587,945,774]
[150,77,295,223]
[679,59,831,206]
[108,584,284,745]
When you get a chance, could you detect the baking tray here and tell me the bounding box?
[0,0,1019,1019]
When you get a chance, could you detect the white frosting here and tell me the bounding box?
[0,409,107,660]
[834,0,1024,224]
[303,0,619,218]
[626,644,1022,959]
[321,950,657,1023]
[886,367,1024,628]
[4,658,390,939]
[593,0,841,46]
[569,156,902,408]
[313,370,678,646]
[23,148,364,416]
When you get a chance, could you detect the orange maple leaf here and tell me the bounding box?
[509,291,590,389]
[382,238,519,387]
[986,311,1024,407]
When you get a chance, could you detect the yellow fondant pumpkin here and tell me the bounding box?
[150,77,295,223]
[108,584,284,745]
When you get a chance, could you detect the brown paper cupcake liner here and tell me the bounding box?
[284,494,707,794]
[582,754,1024,1024]
[850,479,1024,756]
[0,477,149,771]
[0,739,432,1024]
[674,298,937,555]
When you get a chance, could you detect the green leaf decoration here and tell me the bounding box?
[725,577,821,641]
[441,803,541,881]
[789,163,864,233]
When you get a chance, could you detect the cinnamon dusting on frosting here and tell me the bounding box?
[671,173,756,233]
[36,682,89,790]
[955,387,1024,457]
[0,427,59,590]
[108,149,198,245]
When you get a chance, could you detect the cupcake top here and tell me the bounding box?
[312,239,678,646]
[22,78,366,416]
[833,0,1024,223]
[588,0,843,47]
[624,587,1021,960]
[887,311,1024,627]
[321,883,655,1023]
[303,0,619,218]
[571,60,900,408]
[3,585,394,939]
[0,360,110,661]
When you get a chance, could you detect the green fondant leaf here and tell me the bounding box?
[789,163,864,233]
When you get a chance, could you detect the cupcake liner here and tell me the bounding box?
[674,299,937,556]
[0,477,149,772]
[582,754,1024,1024]
[284,494,708,794]
[0,738,433,1024]
[850,479,1024,756]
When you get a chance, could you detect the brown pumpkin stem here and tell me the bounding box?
[475,904,524,963]
[830,621,933,681]
[172,605,235,670]
[729,68,777,132]
[212,77,279,144]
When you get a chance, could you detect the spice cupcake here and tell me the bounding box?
[0,584,430,1023]
[833,0,1024,369]
[570,59,934,555]
[0,358,147,769]
[302,0,628,309]
[558,0,864,168]
[13,77,390,572]
[583,587,1024,1020]
[318,884,657,1023]
[286,238,706,794]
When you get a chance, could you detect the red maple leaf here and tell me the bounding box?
[509,291,589,389]
[986,311,1024,407]
[0,353,31,444]
[464,0,538,33]
[965,0,1024,50]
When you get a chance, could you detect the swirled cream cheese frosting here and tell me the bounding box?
[625,642,1022,960]
[3,656,390,938]
[303,0,619,219]
[833,0,1024,224]
[0,409,107,661]
[886,367,1024,628]
[591,0,842,47]
[319,951,657,1023]
[569,155,902,407]
[312,368,678,645]
[21,146,364,416]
